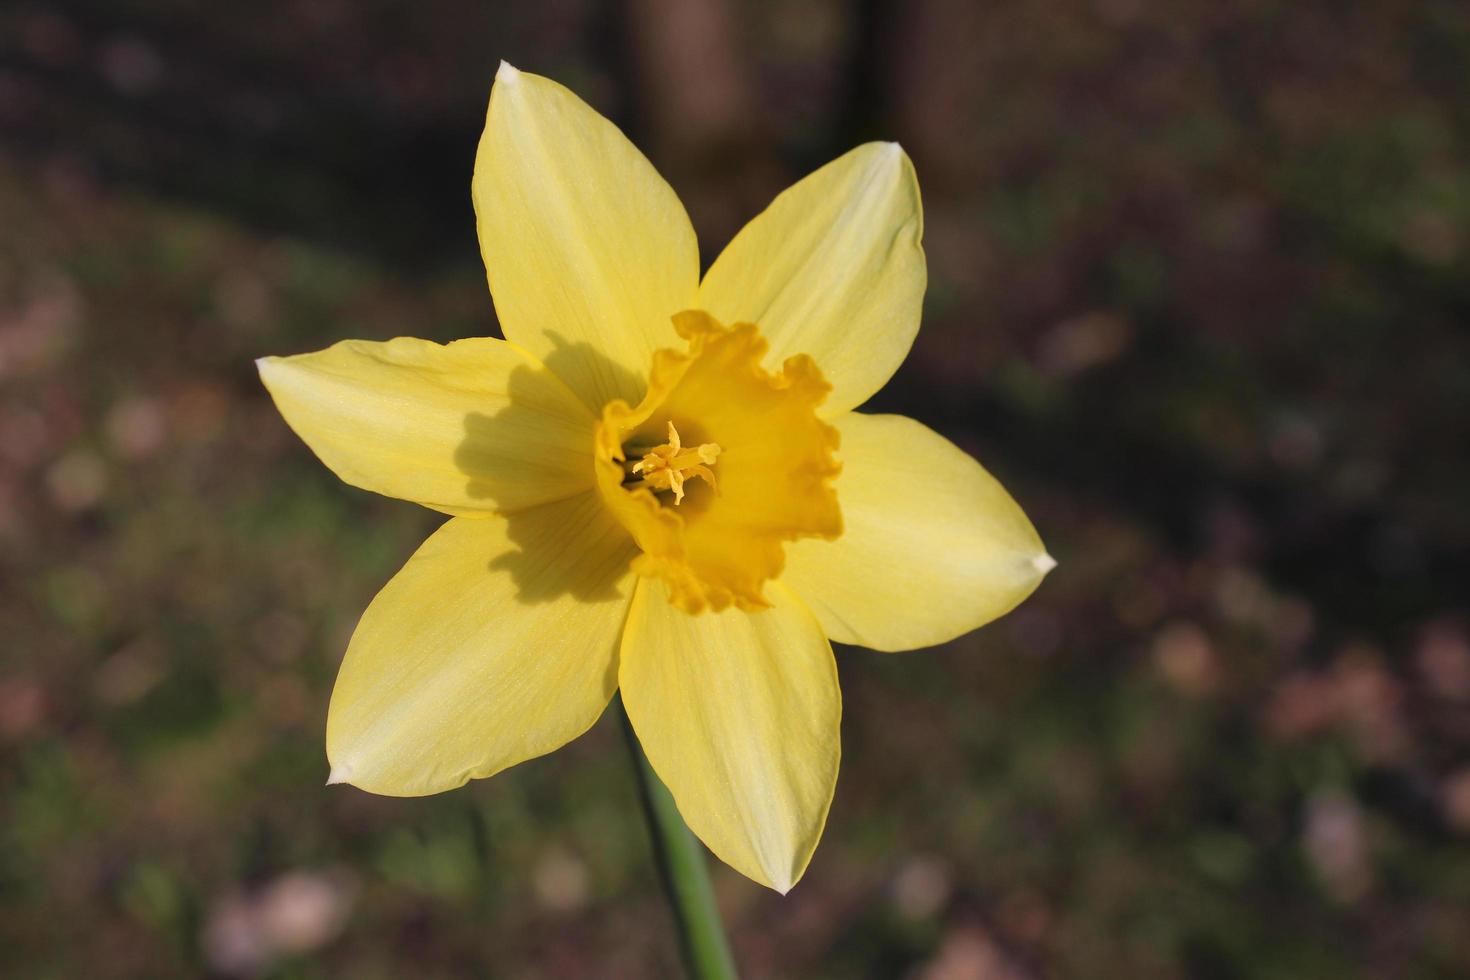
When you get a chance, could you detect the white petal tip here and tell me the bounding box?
[496,61,521,83]
[1033,553,1058,574]
[325,764,353,786]
[255,356,294,384]
[869,142,907,175]
[766,865,798,894]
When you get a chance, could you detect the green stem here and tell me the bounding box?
[617,696,740,980]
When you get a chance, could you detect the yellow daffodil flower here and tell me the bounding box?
[257,63,1054,893]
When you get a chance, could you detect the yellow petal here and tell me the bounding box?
[698,142,925,416]
[474,63,700,411]
[326,492,637,795]
[258,336,595,516]
[781,413,1053,652]
[619,579,840,892]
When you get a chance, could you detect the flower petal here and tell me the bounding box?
[698,142,925,416]
[781,413,1053,652]
[326,492,637,796]
[474,63,700,411]
[619,579,840,892]
[258,336,595,516]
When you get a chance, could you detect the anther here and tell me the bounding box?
[623,421,721,504]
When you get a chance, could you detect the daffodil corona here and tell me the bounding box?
[258,63,1053,893]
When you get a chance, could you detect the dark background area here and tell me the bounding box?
[3,1,1470,977]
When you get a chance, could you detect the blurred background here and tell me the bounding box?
[3,1,1469,977]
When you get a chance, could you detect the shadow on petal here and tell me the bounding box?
[453,333,647,605]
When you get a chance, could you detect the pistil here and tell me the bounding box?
[623,421,721,504]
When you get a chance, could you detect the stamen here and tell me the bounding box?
[623,421,721,504]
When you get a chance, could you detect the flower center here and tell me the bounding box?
[623,421,722,505]
[592,310,843,613]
